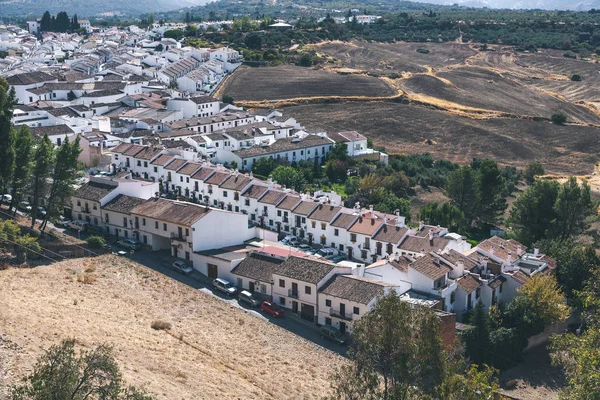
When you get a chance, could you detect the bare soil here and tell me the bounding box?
[0,257,343,399]
[285,102,600,175]
[219,64,396,101]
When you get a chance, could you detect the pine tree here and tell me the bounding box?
[8,125,33,213]
[30,134,53,229]
[40,11,52,32]
[0,76,16,197]
[40,136,81,231]
[71,14,80,31]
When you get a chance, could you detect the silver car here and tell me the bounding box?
[212,278,238,296]
[171,261,193,275]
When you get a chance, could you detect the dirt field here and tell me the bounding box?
[219,64,396,101]
[0,257,343,399]
[286,102,600,175]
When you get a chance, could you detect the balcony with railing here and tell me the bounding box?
[170,232,190,242]
[330,308,353,321]
[288,289,299,299]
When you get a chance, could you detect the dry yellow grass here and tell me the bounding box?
[0,256,344,399]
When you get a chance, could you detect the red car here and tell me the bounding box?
[260,301,284,317]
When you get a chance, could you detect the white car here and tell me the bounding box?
[1,194,12,203]
[68,220,89,232]
[281,235,299,246]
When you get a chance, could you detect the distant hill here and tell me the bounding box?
[0,0,213,18]
[415,0,600,10]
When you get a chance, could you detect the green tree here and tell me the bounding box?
[327,294,446,400]
[163,29,184,40]
[465,302,491,365]
[375,194,410,217]
[40,11,52,32]
[472,158,507,226]
[40,136,81,231]
[222,94,234,105]
[11,339,154,400]
[551,113,567,124]
[508,179,560,245]
[252,157,276,176]
[8,125,33,212]
[55,11,71,32]
[524,161,544,184]
[244,33,262,50]
[0,76,16,197]
[67,90,77,101]
[30,134,54,229]
[298,53,313,67]
[445,165,478,226]
[271,165,306,191]
[87,235,107,249]
[418,202,465,233]
[517,274,569,326]
[436,364,501,400]
[552,177,593,240]
[329,142,348,162]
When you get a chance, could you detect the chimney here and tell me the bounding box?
[369,205,374,215]
[534,245,540,257]
[396,212,406,228]
[354,202,361,214]
[383,213,387,224]
[517,245,524,257]
[394,252,400,262]
[419,221,424,231]
[428,229,434,242]
[267,174,273,184]
[249,171,253,178]
[508,251,513,264]
[490,247,495,256]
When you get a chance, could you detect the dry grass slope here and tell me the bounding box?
[0,256,343,399]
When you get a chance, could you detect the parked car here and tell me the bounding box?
[68,220,89,232]
[297,244,312,252]
[328,255,347,264]
[238,290,260,307]
[212,278,238,296]
[54,217,71,228]
[281,235,299,246]
[320,325,349,345]
[37,206,47,217]
[260,301,284,317]
[1,194,12,203]
[315,247,338,258]
[116,239,142,250]
[18,201,32,212]
[171,261,193,275]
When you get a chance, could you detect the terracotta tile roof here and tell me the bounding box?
[308,204,341,223]
[320,274,391,304]
[258,190,287,205]
[150,154,174,166]
[477,236,526,263]
[372,224,408,244]
[130,198,211,226]
[275,256,336,284]
[541,255,557,271]
[409,254,452,280]
[134,146,163,161]
[488,275,507,289]
[399,235,449,254]
[331,213,358,229]
[219,174,252,191]
[177,162,202,176]
[457,274,481,294]
[292,201,318,216]
[164,159,187,171]
[390,255,413,273]
[122,144,146,157]
[230,252,284,282]
[204,171,230,185]
[349,215,384,236]
[509,270,530,285]
[73,181,116,202]
[277,195,301,211]
[442,249,479,271]
[191,167,216,182]
[103,194,146,214]
[241,184,269,199]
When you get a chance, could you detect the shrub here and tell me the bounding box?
[151,320,172,330]
[570,74,582,81]
[551,113,567,124]
[77,273,97,284]
[222,94,234,105]
[86,235,106,249]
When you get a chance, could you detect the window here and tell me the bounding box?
[475,288,481,299]
[321,222,326,230]
[223,191,227,197]
[185,228,189,236]
[334,228,339,236]
[499,283,503,293]
[142,218,146,226]
[325,299,331,307]
[279,297,285,305]
[137,160,141,166]
[339,244,344,251]
[123,217,127,227]
[305,286,311,295]
[325,317,331,325]
[155,221,158,229]
[387,243,393,254]
[104,214,109,223]
[77,200,81,206]
[277,210,281,217]
[153,167,157,173]
[353,307,360,315]
[364,238,370,249]
[350,233,357,242]
[450,291,456,304]
[279,279,285,288]
[180,176,183,182]
[311,221,316,228]
[144,161,148,167]
[245,199,250,206]
[163,223,167,231]
[237,278,243,288]
[302,217,306,223]
[361,250,367,259]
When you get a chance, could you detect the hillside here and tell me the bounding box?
[0,0,212,17]
[0,256,343,399]
[220,42,600,174]
[416,0,600,10]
